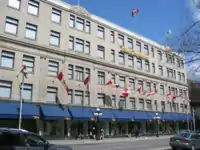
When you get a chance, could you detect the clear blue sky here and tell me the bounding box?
[64,0,193,44]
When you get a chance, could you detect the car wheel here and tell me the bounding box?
[191,145,195,150]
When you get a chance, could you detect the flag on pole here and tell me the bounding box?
[83,76,89,86]
[17,65,28,78]
[121,84,131,97]
[57,72,70,93]
[136,86,142,94]
[167,92,171,104]
[146,89,158,97]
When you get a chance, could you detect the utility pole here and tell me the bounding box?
[193,107,196,131]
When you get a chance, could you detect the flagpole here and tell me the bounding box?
[18,72,25,129]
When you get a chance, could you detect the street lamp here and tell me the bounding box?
[154,113,160,137]
[93,108,102,140]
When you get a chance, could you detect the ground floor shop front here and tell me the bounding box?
[0,101,193,139]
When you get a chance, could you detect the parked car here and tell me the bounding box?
[169,131,200,150]
[0,128,72,150]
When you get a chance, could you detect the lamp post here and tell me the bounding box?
[93,108,102,140]
[154,113,160,137]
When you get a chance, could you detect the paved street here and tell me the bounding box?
[67,138,171,150]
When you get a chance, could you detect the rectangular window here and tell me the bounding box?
[119,76,125,88]
[50,30,60,46]
[0,51,15,69]
[111,74,116,84]
[28,0,39,16]
[111,49,115,62]
[48,60,59,76]
[76,17,84,31]
[128,55,133,67]
[129,78,135,89]
[152,63,155,73]
[51,8,61,23]
[118,34,124,46]
[85,21,90,33]
[138,99,144,110]
[158,50,162,60]
[25,23,37,40]
[145,61,150,72]
[146,100,152,110]
[75,90,83,105]
[127,38,133,49]
[75,66,84,81]
[68,90,73,104]
[0,80,12,98]
[112,95,116,108]
[68,64,73,79]
[153,83,157,91]
[85,91,90,105]
[137,58,142,70]
[144,45,149,55]
[154,100,158,111]
[159,65,163,76]
[22,55,34,73]
[182,73,185,82]
[75,38,84,52]
[68,36,74,50]
[97,26,104,39]
[85,41,90,54]
[178,72,181,81]
[136,41,141,52]
[118,52,125,65]
[119,96,126,108]
[180,104,184,113]
[160,85,164,95]
[110,31,115,43]
[146,82,151,92]
[98,93,105,106]
[5,17,18,35]
[21,83,32,101]
[97,45,105,59]
[151,47,154,57]
[69,15,75,27]
[46,87,57,103]
[98,71,105,84]
[129,97,136,109]
[85,68,90,78]
[138,80,143,90]
[8,0,21,9]
[174,70,176,79]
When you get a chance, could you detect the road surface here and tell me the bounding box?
[68,138,171,150]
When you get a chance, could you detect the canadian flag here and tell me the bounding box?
[57,72,70,93]
[167,92,172,104]
[105,80,119,88]
[83,76,89,86]
[136,86,142,94]
[172,95,177,101]
[147,90,158,97]
[121,84,131,97]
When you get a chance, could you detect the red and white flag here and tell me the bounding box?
[57,72,70,93]
[136,86,142,94]
[132,8,139,17]
[105,80,119,88]
[83,76,89,86]
[121,84,131,97]
[147,89,158,97]
[105,80,112,85]
[167,92,172,104]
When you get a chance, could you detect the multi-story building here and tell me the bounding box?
[0,0,192,138]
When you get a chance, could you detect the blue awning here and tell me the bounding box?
[160,113,175,121]
[111,110,133,122]
[19,103,40,119]
[187,114,193,121]
[40,105,71,120]
[68,107,94,120]
[130,111,153,122]
[90,108,115,121]
[0,101,19,119]
[0,102,40,119]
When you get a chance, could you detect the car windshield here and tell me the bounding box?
[177,132,190,138]
[23,133,48,146]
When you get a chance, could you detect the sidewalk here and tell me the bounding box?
[49,135,172,146]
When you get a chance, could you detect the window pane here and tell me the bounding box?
[1,51,14,68]
[8,0,20,9]
[28,0,39,16]
[0,81,12,98]
[5,17,18,35]
[51,8,61,23]
[22,55,34,73]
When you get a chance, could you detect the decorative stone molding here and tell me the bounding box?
[71,5,91,18]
